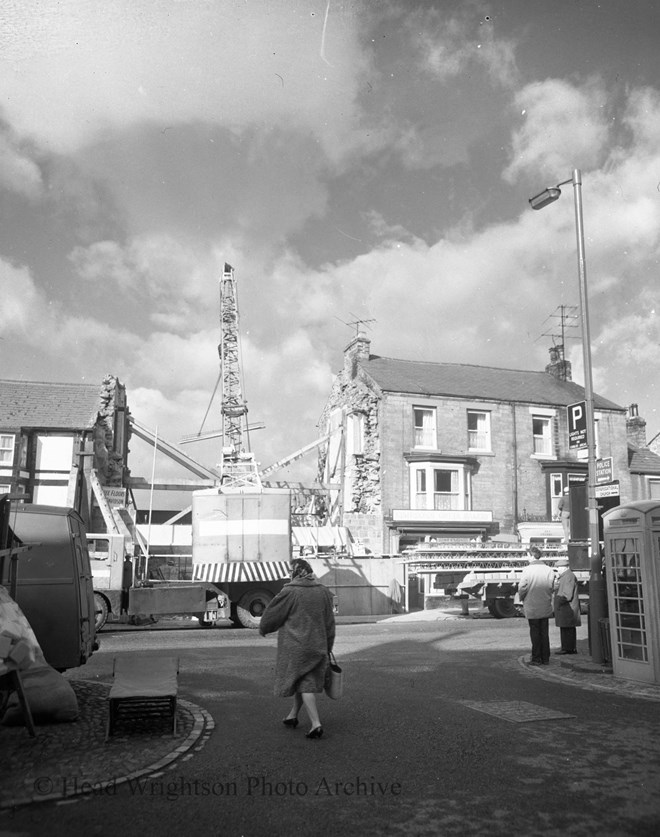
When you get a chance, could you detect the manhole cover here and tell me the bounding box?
[457,700,575,723]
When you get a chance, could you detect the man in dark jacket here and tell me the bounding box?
[553,556,581,654]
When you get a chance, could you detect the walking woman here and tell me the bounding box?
[259,558,336,739]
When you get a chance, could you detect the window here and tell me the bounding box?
[532,416,553,456]
[550,473,564,518]
[346,413,365,456]
[467,411,491,451]
[413,408,436,448]
[433,469,459,510]
[0,485,10,494]
[0,434,15,464]
[411,463,468,510]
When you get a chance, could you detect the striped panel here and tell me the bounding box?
[193,561,291,584]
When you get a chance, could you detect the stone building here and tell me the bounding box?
[0,375,130,530]
[627,403,660,501]
[318,335,633,554]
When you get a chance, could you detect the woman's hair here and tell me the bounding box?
[291,558,314,579]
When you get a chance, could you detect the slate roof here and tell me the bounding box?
[360,355,624,411]
[0,379,102,430]
[628,445,660,475]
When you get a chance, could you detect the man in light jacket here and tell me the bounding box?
[553,556,581,654]
[518,547,556,666]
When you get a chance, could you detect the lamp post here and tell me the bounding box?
[529,168,607,664]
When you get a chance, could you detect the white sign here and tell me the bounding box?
[595,480,620,499]
[103,487,126,507]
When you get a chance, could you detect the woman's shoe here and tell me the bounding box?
[282,717,299,728]
[306,726,323,739]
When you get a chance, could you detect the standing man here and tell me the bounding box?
[553,557,581,654]
[518,547,556,666]
[557,487,571,543]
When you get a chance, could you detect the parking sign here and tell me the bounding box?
[568,401,587,449]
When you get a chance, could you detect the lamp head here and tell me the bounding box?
[529,187,562,210]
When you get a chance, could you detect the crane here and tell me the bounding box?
[217,263,262,490]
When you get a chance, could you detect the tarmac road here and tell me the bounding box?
[2,615,660,837]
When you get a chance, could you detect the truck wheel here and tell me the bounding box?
[235,589,274,629]
[487,598,517,619]
[94,593,109,631]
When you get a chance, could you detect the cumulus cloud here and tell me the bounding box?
[69,235,218,324]
[0,0,372,164]
[0,259,45,335]
[419,12,517,88]
[504,78,610,182]
[0,133,44,199]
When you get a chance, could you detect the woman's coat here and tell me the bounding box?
[553,568,582,628]
[259,576,336,697]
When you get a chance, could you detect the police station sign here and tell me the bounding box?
[568,401,587,449]
[596,457,613,484]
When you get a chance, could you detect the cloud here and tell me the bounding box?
[0,0,372,164]
[504,78,610,182]
[69,235,218,328]
[0,132,44,199]
[419,10,517,88]
[0,259,44,335]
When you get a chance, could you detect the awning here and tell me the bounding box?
[193,561,291,584]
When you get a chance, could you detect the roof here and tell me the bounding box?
[0,379,102,430]
[628,445,660,475]
[359,356,624,411]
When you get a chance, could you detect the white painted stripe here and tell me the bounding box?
[198,519,290,537]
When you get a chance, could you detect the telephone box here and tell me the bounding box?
[603,501,660,684]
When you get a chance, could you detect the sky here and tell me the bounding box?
[2,0,660,485]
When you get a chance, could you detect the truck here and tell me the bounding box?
[1,502,97,671]
[89,486,292,630]
[402,540,590,618]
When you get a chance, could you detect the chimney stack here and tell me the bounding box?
[627,403,647,448]
[545,345,572,381]
[344,332,371,379]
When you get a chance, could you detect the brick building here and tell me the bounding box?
[318,334,634,554]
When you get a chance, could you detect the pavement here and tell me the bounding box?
[1,607,659,813]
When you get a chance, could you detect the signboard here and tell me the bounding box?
[568,402,587,449]
[596,457,613,484]
[595,480,620,499]
[103,487,126,507]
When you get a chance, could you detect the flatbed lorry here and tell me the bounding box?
[402,541,589,618]
[89,487,292,630]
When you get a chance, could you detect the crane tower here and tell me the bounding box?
[218,263,262,490]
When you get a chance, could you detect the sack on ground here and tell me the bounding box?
[324,652,343,700]
[1,665,79,726]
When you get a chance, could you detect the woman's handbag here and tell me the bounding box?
[324,651,343,700]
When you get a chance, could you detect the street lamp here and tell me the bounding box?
[529,168,607,664]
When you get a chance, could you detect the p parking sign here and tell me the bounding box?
[568,401,587,449]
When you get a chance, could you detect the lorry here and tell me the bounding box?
[402,539,590,618]
[1,502,97,671]
[89,486,292,630]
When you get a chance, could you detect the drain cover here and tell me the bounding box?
[457,700,575,723]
